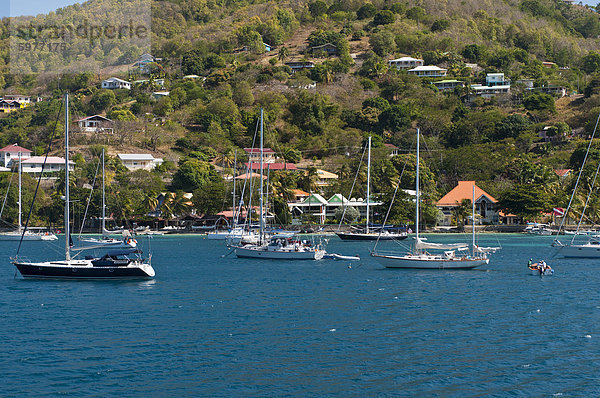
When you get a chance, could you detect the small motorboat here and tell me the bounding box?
[528,260,554,276]
[323,253,361,261]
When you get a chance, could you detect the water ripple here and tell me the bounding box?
[0,235,598,396]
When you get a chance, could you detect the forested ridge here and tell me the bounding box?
[1,0,600,226]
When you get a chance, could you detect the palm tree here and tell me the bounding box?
[323,67,333,84]
[270,176,294,202]
[170,190,192,217]
[142,192,159,214]
[160,193,175,220]
[299,167,319,193]
[215,151,235,169]
[278,46,289,63]
[454,199,471,226]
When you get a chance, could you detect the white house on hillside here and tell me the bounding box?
[75,115,114,133]
[118,153,164,171]
[21,156,74,173]
[244,147,276,164]
[0,144,32,167]
[408,65,447,77]
[486,73,510,86]
[388,57,424,70]
[468,73,511,101]
[101,77,131,90]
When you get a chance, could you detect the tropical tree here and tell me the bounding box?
[499,184,549,220]
[278,46,289,63]
[142,192,159,214]
[298,167,319,192]
[454,199,471,226]
[170,190,192,216]
[192,181,227,215]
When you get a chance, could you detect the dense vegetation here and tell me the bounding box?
[2,0,600,227]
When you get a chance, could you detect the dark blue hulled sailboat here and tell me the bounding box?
[11,93,155,279]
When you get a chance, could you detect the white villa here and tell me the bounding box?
[407,65,447,77]
[3,95,40,104]
[315,169,338,188]
[21,156,74,173]
[152,91,170,100]
[118,153,164,171]
[388,57,424,70]
[0,144,32,167]
[486,73,511,86]
[244,147,276,164]
[288,193,382,224]
[101,77,132,90]
[468,73,511,101]
[75,115,114,133]
[432,80,465,91]
[133,53,162,73]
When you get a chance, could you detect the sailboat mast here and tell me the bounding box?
[101,147,105,237]
[259,108,264,243]
[472,185,475,255]
[18,151,21,232]
[415,128,420,241]
[64,92,71,261]
[366,136,371,234]
[232,149,237,227]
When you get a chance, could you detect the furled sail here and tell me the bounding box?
[415,237,468,250]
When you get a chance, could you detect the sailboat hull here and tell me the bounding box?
[234,245,325,260]
[371,253,489,269]
[13,260,155,279]
[77,237,136,249]
[336,232,407,241]
[0,232,57,241]
[556,244,600,258]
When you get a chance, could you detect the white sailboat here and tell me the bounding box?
[233,108,325,260]
[0,151,57,241]
[206,150,260,244]
[553,113,600,258]
[77,148,136,249]
[11,93,155,279]
[336,136,407,241]
[371,128,493,269]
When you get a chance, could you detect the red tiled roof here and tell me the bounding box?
[235,172,267,180]
[244,148,276,154]
[437,181,497,207]
[0,143,31,153]
[244,162,298,170]
[291,189,310,196]
[384,143,398,149]
[554,169,571,177]
[217,210,248,218]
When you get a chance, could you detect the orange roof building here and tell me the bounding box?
[436,181,499,225]
[437,181,497,207]
[554,169,571,178]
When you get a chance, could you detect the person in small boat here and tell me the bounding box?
[528,258,533,268]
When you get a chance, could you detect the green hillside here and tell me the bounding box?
[1,0,600,227]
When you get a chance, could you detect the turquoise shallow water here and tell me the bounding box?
[1,233,599,396]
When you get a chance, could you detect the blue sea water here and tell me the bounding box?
[1,233,599,396]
